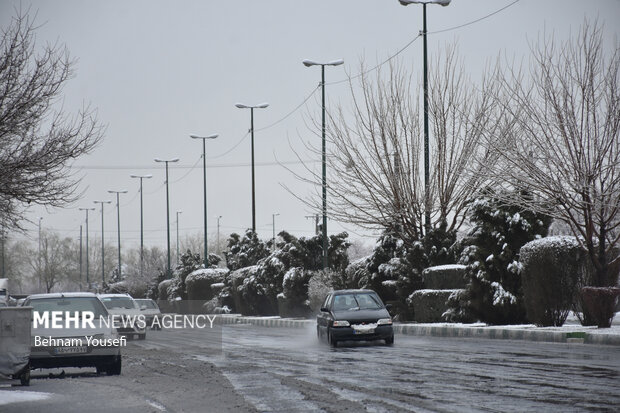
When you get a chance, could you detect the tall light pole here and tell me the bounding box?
[399,0,451,233]
[190,133,218,268]
[235,102,269,232]
[78,207,95,289]
[216,215,222,256]
[272,213,280,251]
[38,216,43,291]
[302,58,344,269]
[108,190,128,281]
[154,157,179,278]
[130,174,152,278]
[176,210,182,265]
[93,200,111,286]
[0,226,4,280]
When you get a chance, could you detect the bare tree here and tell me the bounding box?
[0,10,104,230]
[294,50,497,244]
[486,21,620,287]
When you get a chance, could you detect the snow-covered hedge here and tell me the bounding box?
[520,236,592,327]
[185,268,229,301]
[278,267,312,318]
[422,264,467,289]
[408,289,464,323]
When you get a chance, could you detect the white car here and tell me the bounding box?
[98,294,147,340]
[135,298,162,330]
[24,292,122,375]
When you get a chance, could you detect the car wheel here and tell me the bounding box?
[385,335,394,346]
[106,355,122,376]
[328,330,338,348]
[19,365,30,386]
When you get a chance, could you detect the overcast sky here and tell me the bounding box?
[2,0,619,250]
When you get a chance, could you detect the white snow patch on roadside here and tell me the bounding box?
[146,400,167,411]
[0,390,52,405]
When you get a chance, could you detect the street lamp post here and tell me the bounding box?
[190,133,218,268]
[154,157,180,277]
[108,190,128,281]
[234,102,269,232]
[93,200,112,286]
[216,215,222,256]
[272,213,280,251]
[78,207,95,289]
[130,174,152,278]
[176,210,182,266]
[302,58,344,269]
[399,0,451,233]
[37,216,42,291]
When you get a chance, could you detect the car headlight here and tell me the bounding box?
[332,320,350,327]
[377,318,393,325]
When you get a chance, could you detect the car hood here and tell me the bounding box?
[332,308,390,322]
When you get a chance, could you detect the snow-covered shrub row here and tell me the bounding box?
[219,230,351,316]
[446,189,552,325]
[407,289,464,323]
[346,223,460,321]
[520,236,592,327]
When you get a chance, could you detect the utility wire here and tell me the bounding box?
[428,0,521,35]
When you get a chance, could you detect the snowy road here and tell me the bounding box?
[147,324,620,412]
[2,324,619,412]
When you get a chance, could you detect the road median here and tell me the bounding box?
[216,314,620,346]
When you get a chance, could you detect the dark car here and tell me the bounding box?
[317,289,394,347]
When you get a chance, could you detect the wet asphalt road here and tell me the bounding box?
[2,324,619,412]
[145,323,620,412]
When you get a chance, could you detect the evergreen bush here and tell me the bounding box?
[520,236,589,327]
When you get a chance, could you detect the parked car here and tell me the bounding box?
[316,289,394,347]
[135,298,162,330]
[24,292,122,375]
[98,294,147,340]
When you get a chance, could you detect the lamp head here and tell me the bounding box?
[190,134,219,140]
[400,0,451,6]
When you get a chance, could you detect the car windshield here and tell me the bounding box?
[26,297,109,319]
[100,297,137,310]
[136,300,157,309]
[332,293,383,311]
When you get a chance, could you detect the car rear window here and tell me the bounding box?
[26,297,109,319]
[137,300,157,309]
[100,296,137,310]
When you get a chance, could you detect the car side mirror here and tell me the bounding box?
[385,304,393,311]
[140,305,147,310]
[320,307,328,312]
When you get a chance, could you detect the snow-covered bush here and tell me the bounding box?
[451,190,552,324]
[422,264,467,290]
[520,236,591,327]
[408,289,463,323]
[307,270,336,313]
[225,230,271,271]
[278,267,313,317]
[185,268,229,301]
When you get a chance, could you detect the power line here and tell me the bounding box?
[428,0,521,35]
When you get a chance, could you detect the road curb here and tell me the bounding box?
[216,314,620,346]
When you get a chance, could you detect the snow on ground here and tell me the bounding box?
[0,389,52,405]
